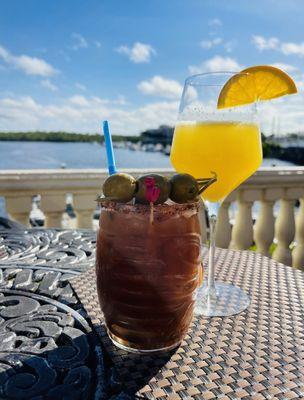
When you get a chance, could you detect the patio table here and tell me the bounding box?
[1,228,304,399]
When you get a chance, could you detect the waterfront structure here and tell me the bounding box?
[1,166,304,269]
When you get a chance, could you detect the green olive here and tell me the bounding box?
[169,174,199,203]
[102,173,136,203]
[135,174,170,204]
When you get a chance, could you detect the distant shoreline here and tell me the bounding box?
[1,131,304,165]
[0,131,140,143]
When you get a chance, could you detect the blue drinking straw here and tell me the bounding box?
[102,120,117,175]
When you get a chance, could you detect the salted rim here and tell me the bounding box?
[99,201,200,215]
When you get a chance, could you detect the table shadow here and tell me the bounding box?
[0,330,111,400]
[90,320,178,399]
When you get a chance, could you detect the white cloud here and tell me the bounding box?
[271,63,298,72]
[14,56,57,77]
[0,94,178,135]
[1,92,303,135]
[69,95,127,107]
[200,37,222,49]
[116,42,156,63]
[208,18,222,27]
[189,56,243,74]
[138,76,182,99]
[95,41,102,48]
[252,35,304,57]
[116,95,128,105]
[0,46,10,61]
[252,35,279,51]
[281,42,304,56]
[0,45,58,77]
[200,38,237,53]
[71,33,88,50]
[1,96,38,110]
[75,83,87,91]
[258,92,304,135]
[40,79,58,92]
[69,95,90,107]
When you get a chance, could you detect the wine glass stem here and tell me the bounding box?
[208,214,216,294]
[206,201,220,297]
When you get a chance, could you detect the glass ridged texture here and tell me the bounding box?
[96,202,202,353]
[170,72,263,317]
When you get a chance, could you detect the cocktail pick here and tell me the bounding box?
[102,120,117,175]
[145,177,161,203]
[197,172,217,194]
[144,177,160,224]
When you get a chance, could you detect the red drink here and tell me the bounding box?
[96,202,202,353]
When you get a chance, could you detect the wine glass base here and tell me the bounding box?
[195,282,250,317]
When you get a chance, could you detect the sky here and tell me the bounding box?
[0,0,304,135]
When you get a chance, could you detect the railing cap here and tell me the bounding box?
[0,167,303,192]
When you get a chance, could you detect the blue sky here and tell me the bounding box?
[0,0,304,134]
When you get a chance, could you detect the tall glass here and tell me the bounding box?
[96,202,202,353]
[170,72,263,317]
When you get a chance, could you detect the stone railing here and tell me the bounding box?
[0,167,304,269]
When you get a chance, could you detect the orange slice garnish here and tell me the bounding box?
[217,65,297,109]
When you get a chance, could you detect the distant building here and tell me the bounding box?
[140,125,174,146]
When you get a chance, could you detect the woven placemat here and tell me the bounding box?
[71,248,304,399]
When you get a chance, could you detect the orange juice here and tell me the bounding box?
[170,121,262,202]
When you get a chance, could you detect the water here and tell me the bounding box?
[0,141,171,169]
[0,141,295,170]
[261,158,295,167]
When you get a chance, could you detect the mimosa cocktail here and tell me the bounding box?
[170,72,262,318]
[171,121,262,202]
[171,67,297,317]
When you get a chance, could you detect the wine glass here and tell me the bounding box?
[170,72,263,317]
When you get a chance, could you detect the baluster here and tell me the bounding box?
[230,199,254,250]
[293,198,304,270]
[198,200,207,244]
[272,199,295,266]
[73,193,96,229]
[254,200,275,257]
[41,193,66,228]
[5,195,32,226]
[215,201,231,248]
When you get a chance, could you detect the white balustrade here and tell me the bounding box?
[229,190,260,250]
[40,192,67,228]
[5,195,32,227]
[73,193,97,229]
[272,199,296,266]
[230,200,253,250]
[215,201,231,248]
[253,199,275,257]
[0,167,304,268]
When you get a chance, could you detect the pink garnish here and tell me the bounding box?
[145,177,160,203]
